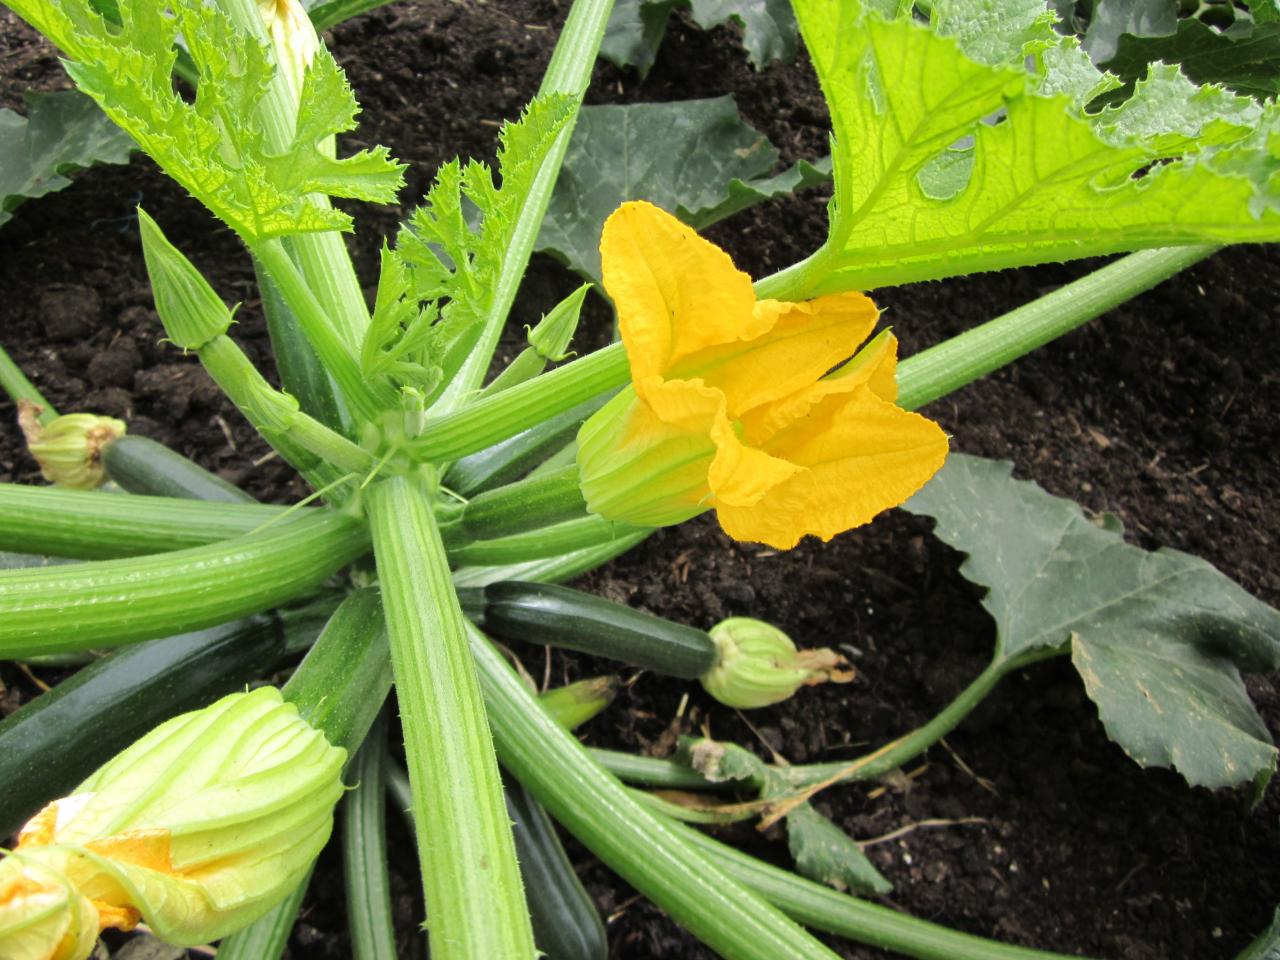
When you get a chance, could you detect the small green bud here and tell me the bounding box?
[17,400,125,489]
[699,617,854,710]
[538,675,619,730]
[0,855,99,960]
[8,687,346,947]
[527,283,590,362]
[138,208,234,351]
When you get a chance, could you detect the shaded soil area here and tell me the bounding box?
[3,3,1279,960]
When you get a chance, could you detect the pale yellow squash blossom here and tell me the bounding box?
[257,0,318,107]
[577,201,949,550]
[0,688,345,959]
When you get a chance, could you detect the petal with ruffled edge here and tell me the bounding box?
[717,385,949,549]
[600,201,764,381]
[670,293,880,419]
[739,332,902,447]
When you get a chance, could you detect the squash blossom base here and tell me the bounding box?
[576,201,948,550]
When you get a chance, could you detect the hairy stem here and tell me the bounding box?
[367,474,535,960]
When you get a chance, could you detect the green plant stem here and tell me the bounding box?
[419,245,1216,462]
[0,509,368,657]
[436,0,615,412]
[254,257,349,433]
[367,474,535,960]
[459,464,587,540]
[219,0,374,354]
[595,649,1064,794]
[0,483,287,559]
[470,624,843,960]
[283,587,392,752]
[412,342,629,462]
[895,245,1219,411]
[452,525,651,587]
[214,868,314,960]
[198,336,374,477]
[0,342,54,423]
[251,239,395,422]
[343,711,396,960]
[670,820,1097,960]
[449,515,648,566]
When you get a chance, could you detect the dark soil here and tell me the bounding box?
[3,3,1279,960]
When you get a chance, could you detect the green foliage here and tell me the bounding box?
[684,738,892,896]
[0,90,135,228]
[1237,908,1280,960]
[368,94,578,397]
[5,0,405,242]
[601,0,797,76]
[903,454,1280,790]
[1102,17,1280,103]
[538,97,829,280]
[791,0,1280,293]
[1079,0,1175,62]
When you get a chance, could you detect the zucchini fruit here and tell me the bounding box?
[475,581,717,680]
[0,616,285,838]
[103,433,256,503]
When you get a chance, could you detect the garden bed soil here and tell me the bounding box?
[3,3,1279,959]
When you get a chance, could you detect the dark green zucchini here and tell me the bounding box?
[479,581,717,680]
[103,434,256,503]
[506,776,608,960]
[0,616,286,838]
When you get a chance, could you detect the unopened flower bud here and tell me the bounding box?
[538,675,619,730]
[699,617,854,709]
[0,856,99,960]
[258,0,320,107]
[18,401,125,489]
[9,687,346,947]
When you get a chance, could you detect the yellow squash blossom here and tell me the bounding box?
[1,688,345,958]
[577,201,949,550]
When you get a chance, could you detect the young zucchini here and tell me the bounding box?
[505,777,608,960]
[479,581,717,680]
[103,433,256,503]
[0,616,285,838]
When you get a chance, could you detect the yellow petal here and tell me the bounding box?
[738,333,901,446]
[718,386,948,548]
[670,292,880,418]
[601,201,762,380]
[706,408,803,509]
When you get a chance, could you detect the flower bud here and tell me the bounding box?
[0,856,99,960]
[10,687,346,947]
[699,617,854,709]
[17,401,125,490]
[258,0,320,108]
[538,676,619,730]
[138,208,235,351]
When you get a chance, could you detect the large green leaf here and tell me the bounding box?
[903,454,1280,789]
[0,89,135,227]
[1103,18,1280,102]
[601,0,796,75]
[1237,909,1280,960]
[1080,0,1175,62]
[537,97,828,280]
[790,0,1280,293]
[7,0,404,242]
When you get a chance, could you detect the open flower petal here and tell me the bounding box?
[601,201,764,379]
[580,201,948,548]
[719,386,949,548]
[670,293,880,418]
